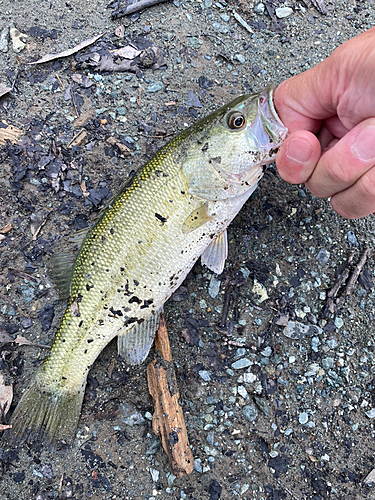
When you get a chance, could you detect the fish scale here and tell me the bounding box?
[6,87,288,445]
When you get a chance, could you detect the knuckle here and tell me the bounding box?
[359,170,375,199]
[326,157,353,185]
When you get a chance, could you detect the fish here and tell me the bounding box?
[6,86,287,446]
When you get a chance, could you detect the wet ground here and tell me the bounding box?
[1,0,375,498]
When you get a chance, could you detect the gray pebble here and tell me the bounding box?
[119,402,146,426]
[253,2,265,14]
[283,320,322,340]
[199,370,211,382]
[326,337,338,349]
[304,363,320,377]
[234,347,247,359]
[316,248,330,265]
[194,458,203,473]
[347,230,359,247]
[299,412,309,424]
[232,358,253,370]
[234,54,246,64]
[275,7,293,18]
[322,357,334,370]
[220,13,230,22]
[212,22,229,34]
[242,404,258,422]
[208,274,221,298]
[366,408,375,419]
[0,28,8,53]
[146,81,164,93]
[150,468,159,482]
[261,346,272,357]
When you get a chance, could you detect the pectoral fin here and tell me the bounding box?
[182,203,213,234]
[117,310,160,365]
[201,229,228,274]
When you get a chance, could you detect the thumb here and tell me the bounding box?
[276,131,321,184]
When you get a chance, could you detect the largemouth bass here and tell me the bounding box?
[7,86,287,445]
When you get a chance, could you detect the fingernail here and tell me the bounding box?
[352,126,375,160]
[286,138,314,164]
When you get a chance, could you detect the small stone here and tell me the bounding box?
[234,348,247,359]
[261,346,272,357]
[243,372,257,383]
[304,363,320,377]
[252,279,269,303]
[119,402,146,426]
[167,473,177,486]
[254,2,265,14]
[10,27,28,53]
[326,337,338,349]
[117,106,126,115]
[144,411,153,421]
[208,274,221,298]
[146,81,163,93]
[21,318,33,329]
[275,7,293,18]
[284,428,293,436]
[199,299,207,309]
[299,412,309,424]
[365,408,375,419]
[316,248,330,265]
[212,22,229,34]
[322,357,334,370]
[150,468,159,482]
[0,28,8,53]
[242,404,258,423]
[232,358,253,370]
[194,459,203,473]
[199,370,211,382]
[347,230,359,247]
[220,13,230,22]
[237,385,248,399]
[283,321,322,340]
[234,54,246,64]
[334,317,344,329]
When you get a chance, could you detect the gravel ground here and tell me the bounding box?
[1,0,375,499]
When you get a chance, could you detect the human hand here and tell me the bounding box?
[274,27,375,219]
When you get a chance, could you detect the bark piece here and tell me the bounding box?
[147,314,194,477]
[0,121,22,145]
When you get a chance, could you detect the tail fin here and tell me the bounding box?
[3,380,84,447]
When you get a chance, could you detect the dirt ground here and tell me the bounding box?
[1,0,375,499]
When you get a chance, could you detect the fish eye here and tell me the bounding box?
[227,112,246,130]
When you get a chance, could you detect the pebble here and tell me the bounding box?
[243,372,257,383]
[119,402,146,426]
[237,385,248,398]
[232,358,253,370]
[208,274,221,298]
[347,230,359,247]
[365,408,375,419]
[316,248,330,265]
[146,81,163,93]
[304,363,320,377]
[252,279,269,303]
[10,27,28,53]
[275,7,293,18]
[0,27,8,53]
[242,404,258,423]
[261,346,272,357]
[199,370,211,382]
[334,317,344,329]
[212,22,229,34]
[194,459,203,473]
[254,2,265,14]
[234,54,246,64]
[322,357,334,370]
[220,14,230,22]
[283,320,322,340]
[150,468,159,482]
[326,337,338,349]
[299,412,309,424]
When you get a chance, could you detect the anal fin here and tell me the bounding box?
[117,311,160,365]
[201,229,228,274]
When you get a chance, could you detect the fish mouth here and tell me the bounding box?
[247,86,288,163]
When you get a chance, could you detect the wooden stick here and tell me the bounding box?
[147,314,194,477]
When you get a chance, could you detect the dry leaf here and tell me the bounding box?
[28,33,104,65]
[0,83,11,98]
[14,336,51,349]
[0,121,23,145]
[111,45,141,59]
[107,136,131,156]
[0,373,13,416]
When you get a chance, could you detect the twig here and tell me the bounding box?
[321,248,373,318]
[55,73,65,90]
[147,314,194,477]
[112,0,168,19]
